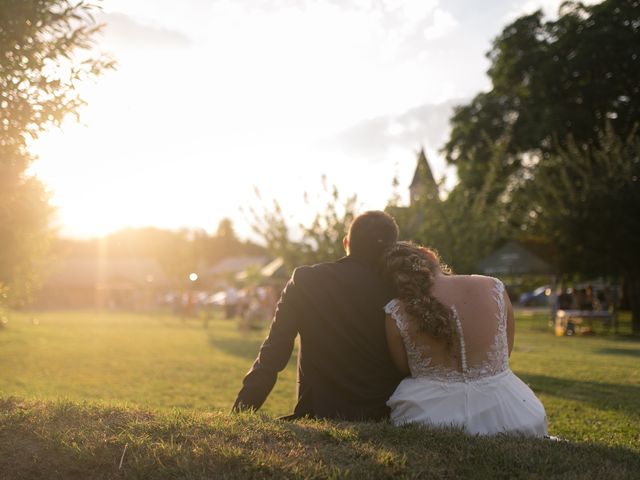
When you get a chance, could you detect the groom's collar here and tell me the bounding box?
[339,254,376,270]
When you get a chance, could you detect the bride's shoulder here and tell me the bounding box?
[384,298,401,315]
[447,273,495,282]
[467,273,501,282]
[449,274,503,289]
[469,275,506,293]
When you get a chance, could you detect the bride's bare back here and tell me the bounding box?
[381,242,546,435]
[385,274,515,380]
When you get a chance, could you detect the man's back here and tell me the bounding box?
[233,255,402,420]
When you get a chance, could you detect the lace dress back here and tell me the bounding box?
[384,276,509,382]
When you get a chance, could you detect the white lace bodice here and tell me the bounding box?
[384,277,509,382]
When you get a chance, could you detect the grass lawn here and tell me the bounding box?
[0,310,297,415]
[0,309,638,478]
[510,312,639,452]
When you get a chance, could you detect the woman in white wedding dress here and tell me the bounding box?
[381,242,547,436]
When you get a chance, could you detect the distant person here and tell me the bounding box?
[584,285,595,311]
[557,287,572,310]
[224,286,239,319]
[600,287,614,312]
[572,289,586,310]
[232,211,403,420]
[573,287,594,311]
[380,242,547,436]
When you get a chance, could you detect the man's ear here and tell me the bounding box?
[343,236,349,255]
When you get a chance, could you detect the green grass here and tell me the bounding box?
[0,309,639,478]
[510,311,639,451]
[0,311,297,415]
[1,398,639,479]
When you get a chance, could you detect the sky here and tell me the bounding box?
[29,0,602,240]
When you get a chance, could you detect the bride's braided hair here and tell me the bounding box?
[381,241,456,349]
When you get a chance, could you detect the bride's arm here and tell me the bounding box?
[505,291,515,356]
[385,314,410,376]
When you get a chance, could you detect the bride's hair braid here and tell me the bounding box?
[381,241,455,349]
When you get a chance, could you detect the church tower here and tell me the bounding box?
[409,147,439,206]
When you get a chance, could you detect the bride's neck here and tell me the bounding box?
[432,269,449,285]
[432,267,445,278]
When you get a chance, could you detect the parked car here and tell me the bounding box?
[518,285,552,307]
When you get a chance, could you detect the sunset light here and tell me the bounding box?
[28,0,570,239]
[3,1,639,476]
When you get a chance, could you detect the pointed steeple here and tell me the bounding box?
[409,147,439,206]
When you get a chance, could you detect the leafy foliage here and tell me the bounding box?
[527,125,640,330]
[391,142,513,274]
[528,126,640,275]
[0,0,114,166]
[0,0,113,306]
[52,221,266,287]
[245,177,358,273]
[435,0,640,330]
[0,176,53,306]
[444,0,640,190]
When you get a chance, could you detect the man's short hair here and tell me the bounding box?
[347,211,399,264]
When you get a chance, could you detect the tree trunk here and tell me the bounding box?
[625,274,640,335]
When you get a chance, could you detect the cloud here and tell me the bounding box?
[505,0,604,22]
[423,8,459,40]
[373,2,460,61]
[223,0,458,57]
[98,12,192,49]
[325,98,465,162]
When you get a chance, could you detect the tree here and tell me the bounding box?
[391,143,513,274]
[298,179,358,265]
[245,178,359,273]
[444,0,640,191]
[528,125,640,331]
[439,0,640,331]
[0,0,112,306]
[243,189,306,272]
[51,226,266,289]
[212,218,241,260]
[216,218,237,241]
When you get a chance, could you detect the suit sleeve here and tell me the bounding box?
[232,272,300,412]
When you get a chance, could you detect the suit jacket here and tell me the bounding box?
[232,255,403,420]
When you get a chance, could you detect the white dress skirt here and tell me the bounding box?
[387,369,547,436]
[384,278,548,437]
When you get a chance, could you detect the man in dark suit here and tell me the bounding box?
[232,211,403,420]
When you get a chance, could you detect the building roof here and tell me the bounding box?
[203,256,269,277]
[260,257,288,279]
[476,241,554,276]
[410,148,437,189]
[42,257,169,288]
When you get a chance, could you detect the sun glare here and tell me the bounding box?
[27,0,511,238]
